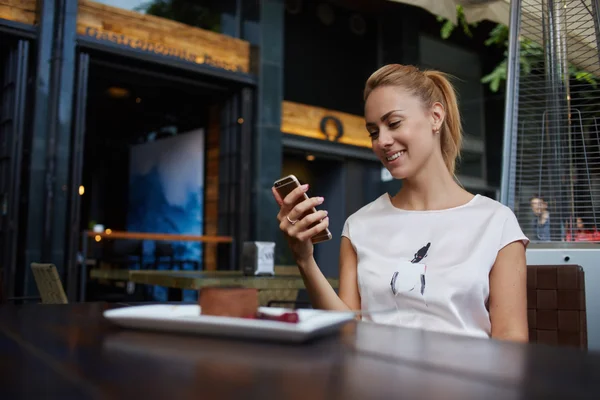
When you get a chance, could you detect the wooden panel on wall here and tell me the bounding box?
[77,0,250,73]
[281,101,371,148]
[0,0,37,25]
[204,105,221,271]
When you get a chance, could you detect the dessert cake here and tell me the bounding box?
[199,287,300,323]
[199,287,259,317]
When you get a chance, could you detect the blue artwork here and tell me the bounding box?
[127,129,205,302]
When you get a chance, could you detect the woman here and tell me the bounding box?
[566,216,600,242]
[272,64,529,342]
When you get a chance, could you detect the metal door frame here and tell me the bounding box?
[0,39,30,299]
[65,52,89,301]
[217,87,253,270]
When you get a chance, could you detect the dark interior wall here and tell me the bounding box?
[345,158,381,215]
[380,4,419,66]
[480,41,508,188]
[283,1,378,116]
[483,95,506,187]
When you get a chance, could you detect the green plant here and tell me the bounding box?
[438,6,597,92]
[436,5,477,39]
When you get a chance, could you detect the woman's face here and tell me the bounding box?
[365,86,443,179]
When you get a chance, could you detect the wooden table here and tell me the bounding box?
[1,303,599,399]
[127,270,339,306]
[88,266,303,282]
[128,270,339,290]
[89,269,242,281]
[89,268,336,306]
[77,230,234,302]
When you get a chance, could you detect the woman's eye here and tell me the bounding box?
[389,121,401,128]
[369,131,379,138]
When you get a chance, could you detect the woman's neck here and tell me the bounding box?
[392,156,472,211]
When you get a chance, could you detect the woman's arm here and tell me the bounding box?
[297,237,360,311]
[338,237,361,310]
[488,241,529,342]
[272,184,360,312]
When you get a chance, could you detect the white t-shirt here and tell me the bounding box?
[341,193,529,339]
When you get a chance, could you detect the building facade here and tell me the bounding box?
[0,0,505,300]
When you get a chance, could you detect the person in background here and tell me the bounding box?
[565,215,600,242]
[272,64,529,343]
[529,194,551,241]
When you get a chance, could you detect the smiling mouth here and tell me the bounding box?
[386,151,406,161]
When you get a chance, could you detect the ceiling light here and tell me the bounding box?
[107,87,130,98]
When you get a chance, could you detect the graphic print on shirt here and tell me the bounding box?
[390,242,430,298]
[411,242,430,264]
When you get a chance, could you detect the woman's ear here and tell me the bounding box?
[431,102,445,132]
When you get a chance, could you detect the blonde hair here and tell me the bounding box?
[364,64,462,175]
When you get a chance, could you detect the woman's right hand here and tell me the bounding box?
[272,184,329,264]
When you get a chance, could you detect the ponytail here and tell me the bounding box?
[364,64,463,175]
[423,71,462,175]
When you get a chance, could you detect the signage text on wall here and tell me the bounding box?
[77,0,250,73]
[82,27,244,72]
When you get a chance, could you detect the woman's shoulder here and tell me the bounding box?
[342,194,390,241]
[345,193,390,223]
[471,195,518,218]
[473,195,529,249]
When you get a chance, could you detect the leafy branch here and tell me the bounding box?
[437,6,597,92]
[436,5,477,39]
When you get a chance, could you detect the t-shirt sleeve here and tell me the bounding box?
[341,217,358,253]
[498,207,530,251]
[341,217,351,239]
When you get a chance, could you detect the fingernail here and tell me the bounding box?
[317,197,324,203]
[301,184,309,191]
[324,210,328,215]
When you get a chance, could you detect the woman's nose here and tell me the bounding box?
[378,129,394,147]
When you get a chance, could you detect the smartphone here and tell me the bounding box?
[273,174,332,244]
